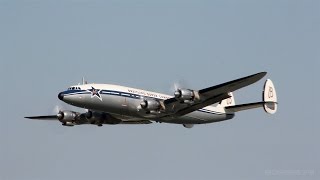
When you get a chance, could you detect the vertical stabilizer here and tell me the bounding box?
[263,79,278,114]
[218,92,235,107]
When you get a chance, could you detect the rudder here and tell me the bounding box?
[218,92,235,107]
[263,79,278,114]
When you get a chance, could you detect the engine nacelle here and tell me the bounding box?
[140,99,161,111]
[174,89,199,103]
[57,111,77,123]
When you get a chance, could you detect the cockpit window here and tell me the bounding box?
[68,87,81,90]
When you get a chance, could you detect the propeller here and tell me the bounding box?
[171,81,183,92]
[52,105,61,114]
[171,80,188,99]
[25,104,65,120]
[26,102,79,120]
[52,104,68,120]
[174,89,182,99]
[140,99,148,109]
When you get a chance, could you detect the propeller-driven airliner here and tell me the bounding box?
[25,72,277,128]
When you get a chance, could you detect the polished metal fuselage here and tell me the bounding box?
[60,84,234,125]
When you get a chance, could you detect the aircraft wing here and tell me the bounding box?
[26,114,152,125]
[163,72,267,116]
[25,115,58,120]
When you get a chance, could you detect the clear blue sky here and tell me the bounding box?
[0,0,319,180]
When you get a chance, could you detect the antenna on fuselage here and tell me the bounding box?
[82,77,88,85]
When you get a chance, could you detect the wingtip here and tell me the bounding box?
[259,71,267,76]
[256,72,267,78]
[25,116,36,119]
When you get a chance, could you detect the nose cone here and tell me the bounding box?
[58,92,64,100]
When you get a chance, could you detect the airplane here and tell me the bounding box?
[25,72,278,128]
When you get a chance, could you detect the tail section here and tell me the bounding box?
[224,79,278,114]
[218,92,235,107]
[263,79,277,114]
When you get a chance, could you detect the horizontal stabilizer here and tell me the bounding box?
[225,102,277,113]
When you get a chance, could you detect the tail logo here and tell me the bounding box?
[268,87,274,98]
[227,97,233,105]
[226,92,233,105]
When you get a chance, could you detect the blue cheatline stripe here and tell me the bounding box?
[63,89,142,99]
[64,92,90,96]
[101,90,141,99]
[64,90,86,94]
[62,89,227,115]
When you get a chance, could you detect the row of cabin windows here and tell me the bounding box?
[68,87,81,90]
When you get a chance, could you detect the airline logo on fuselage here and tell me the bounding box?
[88,86,102,101]
[127,89,171,100]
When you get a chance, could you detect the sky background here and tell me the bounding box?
[0,0,319,180]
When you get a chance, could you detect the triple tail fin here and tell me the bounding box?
[224,79,278,114]
[218,92,235,107]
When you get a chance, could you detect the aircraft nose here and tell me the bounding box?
[58,92,64,100]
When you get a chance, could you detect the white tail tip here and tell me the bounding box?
[263,79,278,114]
[218,92,235,107]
